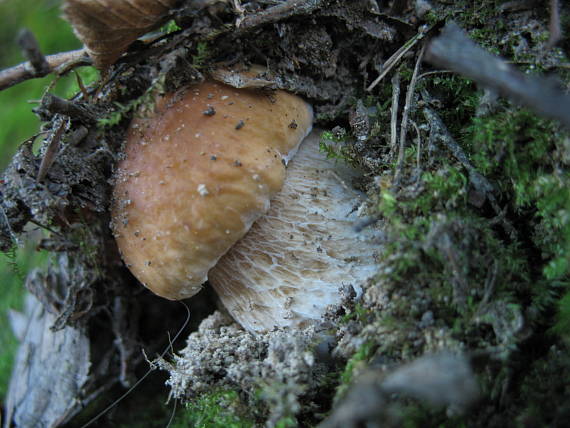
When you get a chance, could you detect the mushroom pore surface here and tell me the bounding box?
[209,131,382,332]
[111,80,313,299]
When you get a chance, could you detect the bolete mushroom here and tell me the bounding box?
[209,131,381,332]
[111,79,381,332]
[112,80,313,299]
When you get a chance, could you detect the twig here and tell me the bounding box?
[425,21,570,128]
[411,120,422,172]
[112,296,138,388]
[367,29,428,92]
[548,0,561,48]
[37,117,69,183]
[422,105,517,238]
[393,45,425,186]
[232,0,246,27]
[17,29,50,76]
[390,72,400,156]
[38,93,97,123]
[0,48,88,92]
[238,0,326,30]
[417,69,454,80]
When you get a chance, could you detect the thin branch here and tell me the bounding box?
[0,48,88,92]
[37,117,69,183]
[17,29,50,76]
[393,45,425,186]
[390,72,401,156]
[417,69,454,80]
[548,0,561,48]
[238,0,326,30]
[425,22,570,128]
[422,105,517,238]
[367,29,428,92]
[37,93,97,123]
[411,120,422,172]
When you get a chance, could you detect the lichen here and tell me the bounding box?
[159,311,330,426]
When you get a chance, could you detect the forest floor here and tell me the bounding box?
[1,1,569,427]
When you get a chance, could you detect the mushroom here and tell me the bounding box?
[209,131,381,332]
[111,80,313,300]
[111,79,381,332]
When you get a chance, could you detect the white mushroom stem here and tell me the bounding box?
[209,130,383,332]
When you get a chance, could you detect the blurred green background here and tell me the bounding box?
[0,0,88,400]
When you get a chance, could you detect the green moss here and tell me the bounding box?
[340,302,372,324]
[552,292,570,341]
[319,129,348,161]
[170,390,254,428]
[98,74,166,127]
[334,342,374,402]
[514,344,570,425]
[274,416,297,428]
[160,19,182,35]
[342,31,570,419]
[375,98,569,337]
[192,41,210,70]
[465,108,570,282]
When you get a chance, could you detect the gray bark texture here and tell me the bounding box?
[4,292,90,428]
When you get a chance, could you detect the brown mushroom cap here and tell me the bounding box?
[111,80,313,300]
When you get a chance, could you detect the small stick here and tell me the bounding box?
[417,69,454,80]
[0,48,88,92]
[74,70,90,100]
[238,0,326,30]
[393,45,425,186]
[390,72,401,156]
[425,22,570,128]
[367,29,428,92]
[548,0,561,48]
[422,105,517,238]
[17,29,50,75]
[37,117,69,183]
[232,0,246,27]
[411,120,422,172]
[40,93,97,123]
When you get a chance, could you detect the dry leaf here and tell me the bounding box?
[62,0,178,69]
